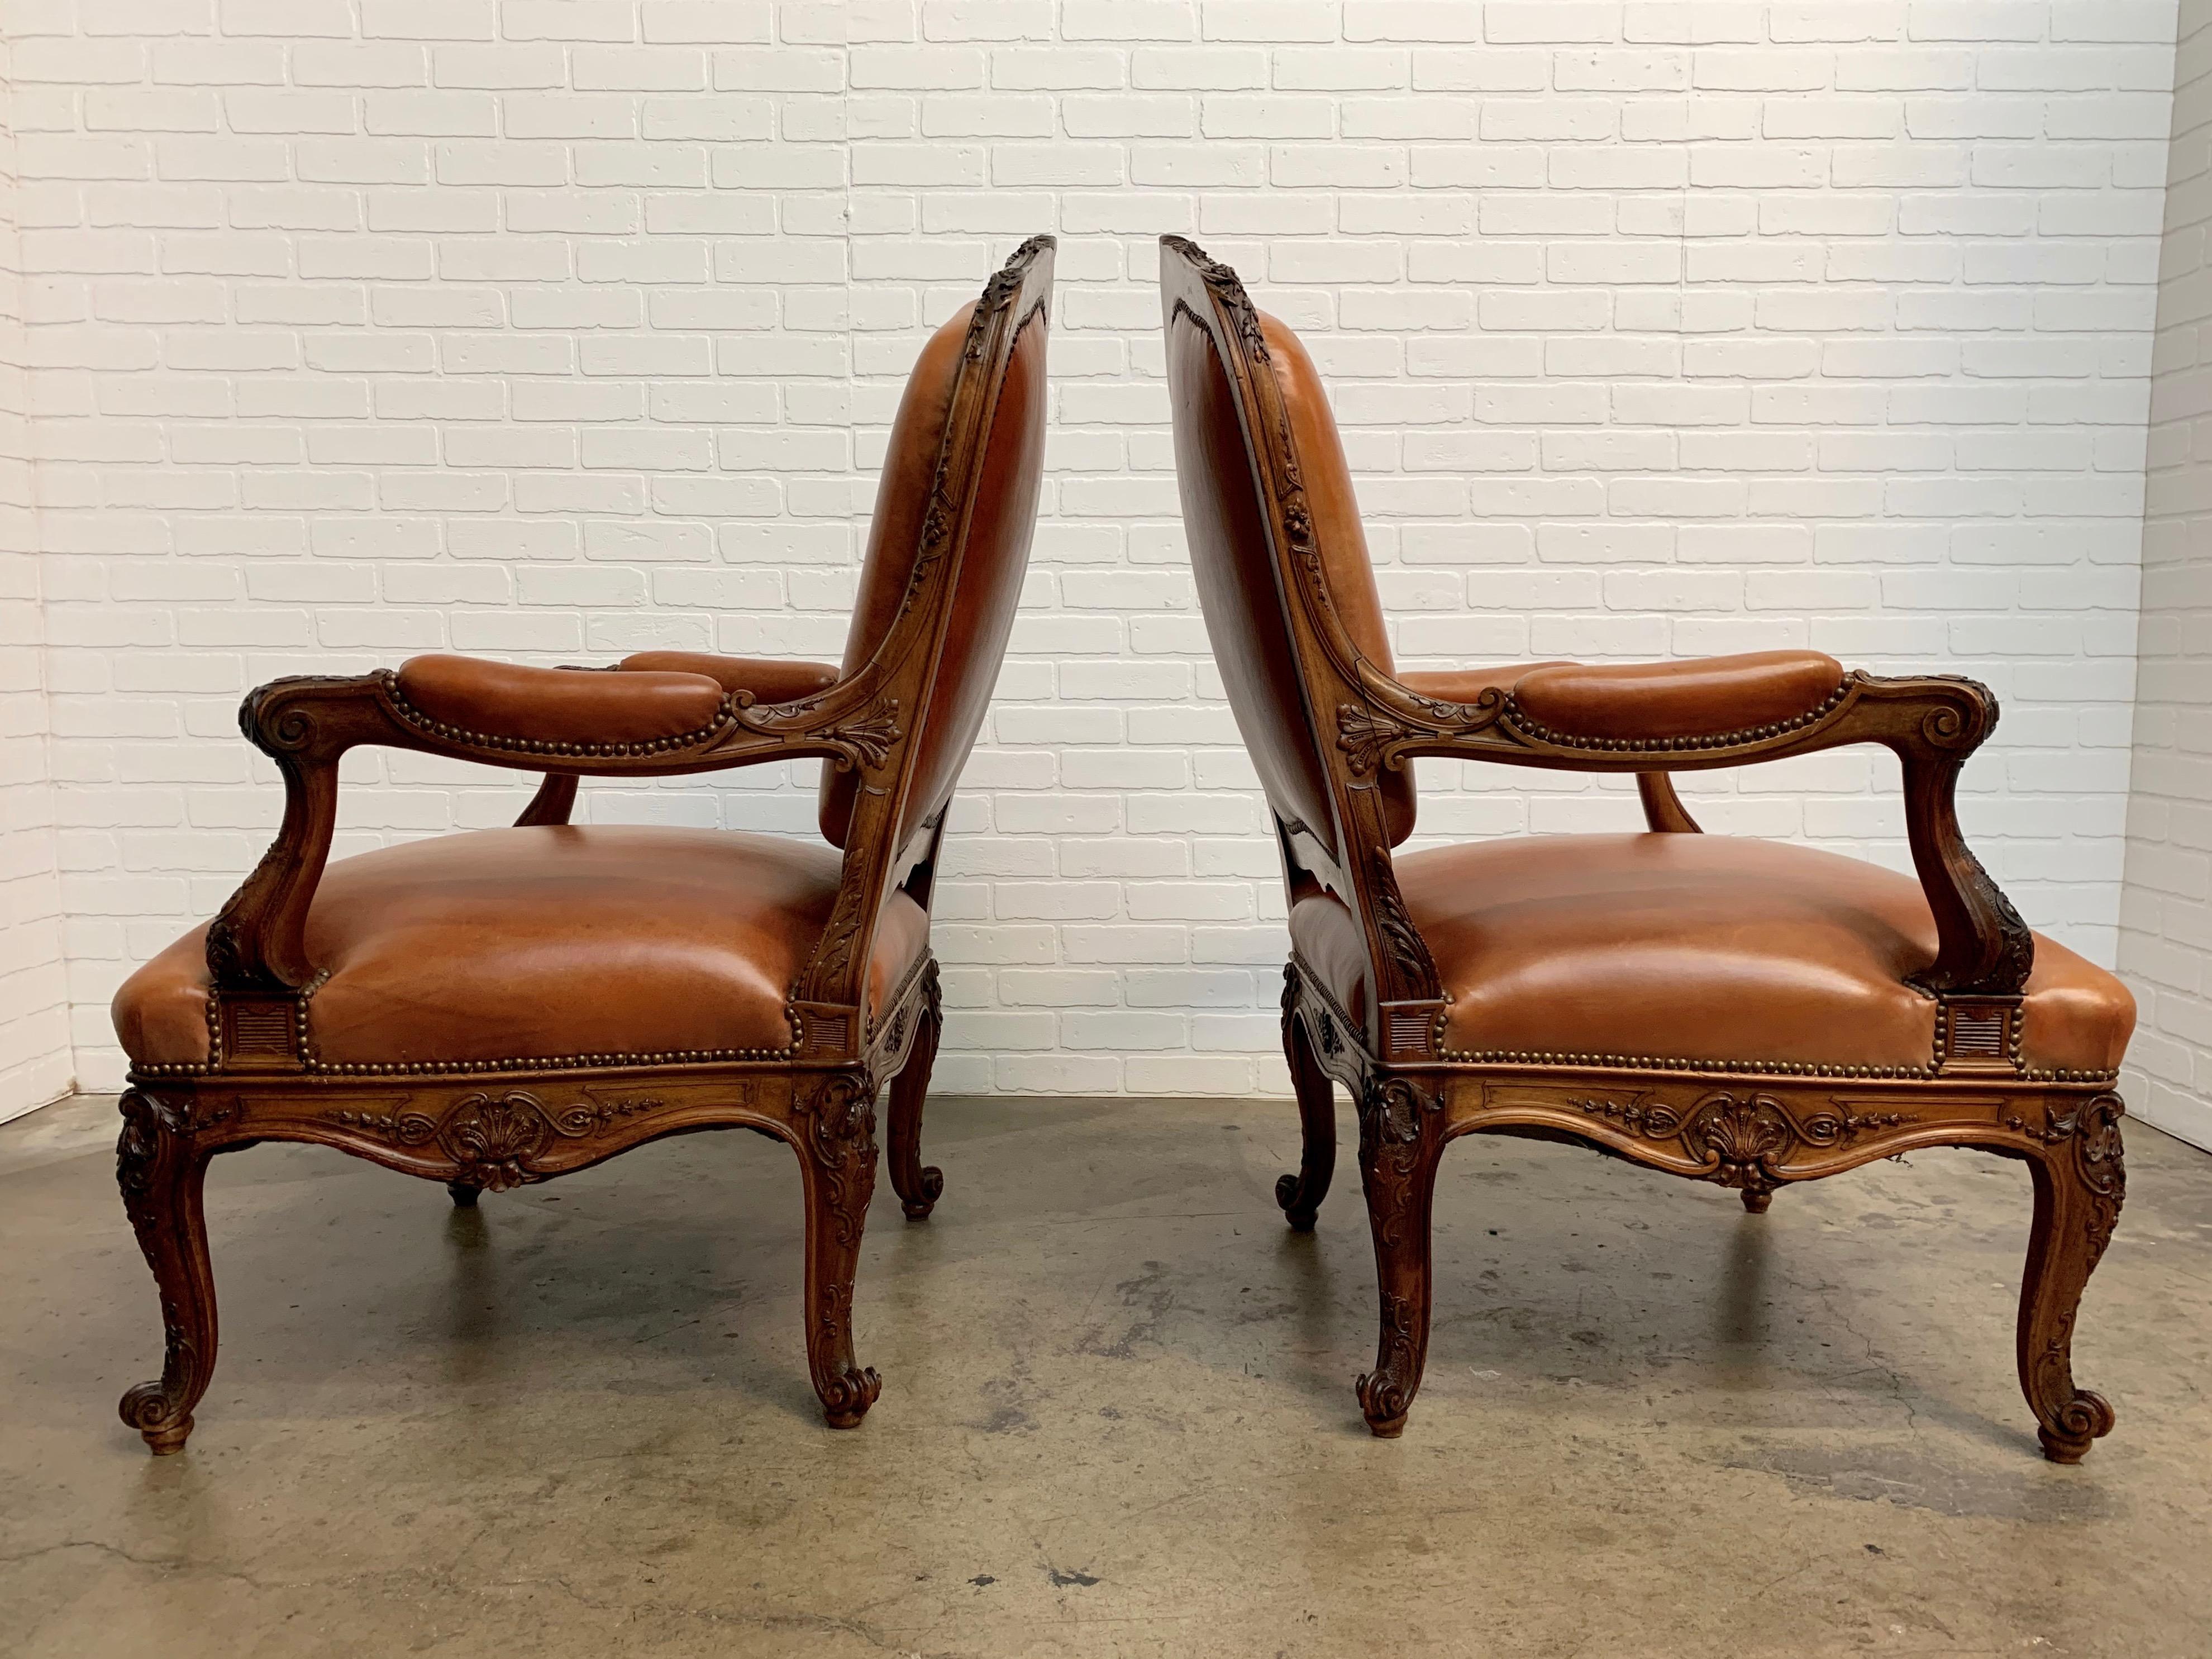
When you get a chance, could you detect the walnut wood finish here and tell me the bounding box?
[1160,234,2128,1462]
[111,236,1055,1453]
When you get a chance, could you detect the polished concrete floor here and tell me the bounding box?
[3,1091,2210,1657]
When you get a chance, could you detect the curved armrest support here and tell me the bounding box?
[1857,676,2034,1000]
[206,657,907,995]
[1359,668,2033,1002]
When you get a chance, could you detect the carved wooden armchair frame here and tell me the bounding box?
[1159,235,2126,1461]
[112,236,1055,1452]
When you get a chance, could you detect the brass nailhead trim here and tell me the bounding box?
[1436,1045,2114,1086]
[1286,953,2110,1085]
[308,1045,795,1075]
[1500,679,1851,754]
[381,669,733,759]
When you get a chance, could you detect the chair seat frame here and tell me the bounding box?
[1162,233,2124,1463]
[113,236,1054,1454]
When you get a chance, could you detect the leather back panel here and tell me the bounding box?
[819,301,1049,850]
[897,307,1049,848]
[1166,306,1339,854]
[1257,314,1416,844]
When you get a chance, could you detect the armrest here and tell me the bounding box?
[1352,662,2031,1002]
[394,655,728,750]
[618,650,841,706]
[1399,651,1845,746]
[489,654,841,829]
[204,658,888,995]
[1510,650,1846,743]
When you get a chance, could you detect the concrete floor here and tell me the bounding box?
[2,1094,2210,1658]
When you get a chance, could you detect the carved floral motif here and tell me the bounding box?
[333,1090,663,1190]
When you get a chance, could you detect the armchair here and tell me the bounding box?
[1159,235,2134,1461]
[107,236,1055,1452]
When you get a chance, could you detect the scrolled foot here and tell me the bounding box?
[818,1366,883,1430]
[1356,1372,1411,1438]
[1355,1082,1441,1445]
[1275,1171,1320,1233]
[120,1383,195,1455]
[2037,1389,2115,1465]
[900,1166,944,1223]
[116,1090,221,1456]
[798,1071,884,1433]
[1741,1188,1772,1214]
[2016,1094,2125,1464]
[447,1181,480,1208]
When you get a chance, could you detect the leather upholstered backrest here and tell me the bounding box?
[1163,256,1415,854]
[1255,313,1416,846]
[819,255,1052,851]
[1165,303,1342,855]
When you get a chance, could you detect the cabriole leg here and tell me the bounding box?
[115,1090,221,1455]
[1276,965,1336,1232]
[2017,1094,2125,1463]
[1355,1080,1445,1438]
[447,1181,481,1208]
[886,963,945,1222]
[795,1075,883,1428]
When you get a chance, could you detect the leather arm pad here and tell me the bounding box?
[393,655,727,748]
[1407,650,1845,743]
[618,651,842,706]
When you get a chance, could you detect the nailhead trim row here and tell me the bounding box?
[1436,1045,2115,1085]
[1286,955,2114,1085]
[135,1045,798,1079]
[1441,1046,1935,1079]
[311,1046,796,1075]
[1500,679,1851,754]
[381,669,735,758]
[132,979,796,1078]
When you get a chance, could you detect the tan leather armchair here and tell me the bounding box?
[107,236,1055,1452]
[1159,235,2134,1461]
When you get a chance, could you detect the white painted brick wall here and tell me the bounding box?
[7,1,2177,1101]
[0,30,75,1121]
[2120,0,2212,1150]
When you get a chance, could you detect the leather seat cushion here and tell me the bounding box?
[1289,834,2133,1076]
[113,826,931,1069]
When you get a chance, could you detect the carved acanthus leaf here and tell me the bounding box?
[333,1089,663,1190]
[1337,703,1409,776]
[1367,850,1441,999]
[822,698,901,771]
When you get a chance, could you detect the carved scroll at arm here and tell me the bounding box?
[1858,676,2033,998]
